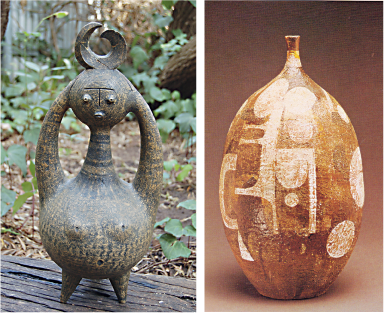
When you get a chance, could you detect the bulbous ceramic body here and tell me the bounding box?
[40,172,152,280]
[219,36,364,299]
[35,23,163,304]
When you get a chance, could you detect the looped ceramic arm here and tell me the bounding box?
[131,90,163,221]
[35,80,74,206]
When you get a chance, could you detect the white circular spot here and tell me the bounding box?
[283,87,317,115]
[254,78,289,118]
[350,147,364,208]
[337,105,350,123]
[286,119,314,143]
[285,193,299,207]
[326,220,355,258]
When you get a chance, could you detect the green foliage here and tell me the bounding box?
[158,233,191,259]
[1,227,20,236]
[155,199,196,260]
[153,14,174,29]
[154,217,171,228]
[1,159,38,217]
[120,19,196,146]
[5,145,28,176]
[13,191,34,214]
[161,29,188,57]
[154,92,196,145]
[1,58,78,136]
[165,219,184,237]
[1,185,16,216]
[0,142,27,175]
[177,199,196,210]
[3,11,69,63]
[130,46,149,69]
[162,1,196,11]
[162,1,178,10]
[1,12,74,217]
[163,159,193,185]
[23,128,41,145]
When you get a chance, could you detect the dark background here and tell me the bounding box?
[205,1,383,311]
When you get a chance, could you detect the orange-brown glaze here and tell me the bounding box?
[219,36,363,299]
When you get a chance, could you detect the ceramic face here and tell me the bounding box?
[69,70,132,129]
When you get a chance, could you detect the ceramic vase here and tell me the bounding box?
[219,36,364,299]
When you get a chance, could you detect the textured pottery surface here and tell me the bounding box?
[35,22,163,304]
[219,36,364,299]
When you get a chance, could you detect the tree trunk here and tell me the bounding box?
[166,1,196,41]
[157,1,196,101]
[159,36,196,99]
[1,0,11,40]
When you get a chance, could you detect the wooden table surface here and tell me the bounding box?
[1,255,196,312]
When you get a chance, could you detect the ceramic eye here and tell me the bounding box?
[107,94,116,104]
[83,94,92,102]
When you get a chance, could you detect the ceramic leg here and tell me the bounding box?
[109,271,131,303]
[60,271,82,303]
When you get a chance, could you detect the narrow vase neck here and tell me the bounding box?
[284,35,302,68]
[80,127,117,178]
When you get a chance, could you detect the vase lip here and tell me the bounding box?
[285,35,300,51]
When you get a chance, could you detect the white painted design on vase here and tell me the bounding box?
[238,231,254,261]
[253,78,289,118]
[219,154,238,229]
[286,119,314,143]
[286,52,302,68]
[276,149,317,233]
[276,149,308,189]
[236,82,318,235]
[238,139,259,145]
[326,220,355,258]
[236,79,288,234]
[283,87,317,116]
[337,105,350,124]
[285,193,299,207]
[350,147,364,208]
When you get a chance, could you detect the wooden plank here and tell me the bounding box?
[1,255,196,312]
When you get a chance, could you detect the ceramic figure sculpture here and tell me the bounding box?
[35,22,163,304]
[219,36,364,299]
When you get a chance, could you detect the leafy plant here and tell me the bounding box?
[119,21,196,147]
[3,11,70,64]
[163,159,193,185]
[155,199,196,260]
[162,1,196,10]
[13,170,37,215]
[2,144,28,176]
[1,185,17,217]
[1,227,20,235]
[1,11,75,218]
[155,91,196,146]
[1,141,32,218]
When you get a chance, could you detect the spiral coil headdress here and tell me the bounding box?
[75,22,127,70]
